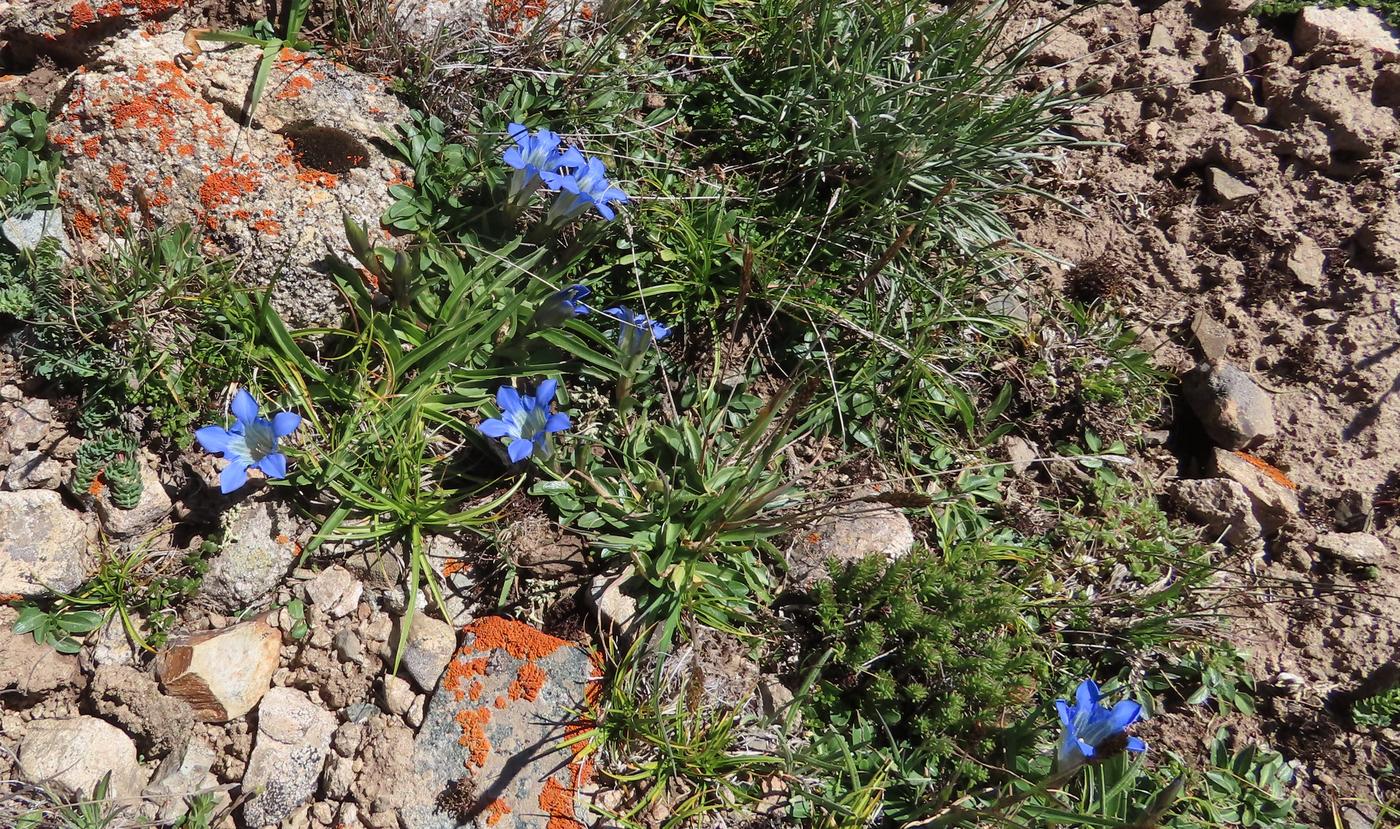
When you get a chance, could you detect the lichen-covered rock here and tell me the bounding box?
[200,497,301,612]
[50,29,412,327]
[786,492,915,589]
[0,489,96,597]
[0,0,184,65]
[387,0,601,46]
[402,617,600,829]
[240,687,336,828]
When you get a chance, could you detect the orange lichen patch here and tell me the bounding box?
[468,679,484,702]
[805,531,822,544]
[198,169,261,212]
[177,143,195,156]
[0,594,24,605]
[485,799,512,827]
[539,777,584,829]
[82,136,102,160]
[454,706,492,767]
[275,533,291,545]
[87,471,107,496]
[70,1,97,27]
[71,208,99,239]
[494,695,507,709]
[107,162,128,193]
[509,662,548,702]
[252,219,283,236]
[1233,451,1298,490]
[442,654,490,702]
[296,169,339,188]
[275,74,315,100]
[462,616,567,662]
[97,1,122,16]
[135,0,183,17]
[580,3,593,19]
[441,559,469,578]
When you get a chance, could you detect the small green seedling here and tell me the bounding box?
[285,599,309,640]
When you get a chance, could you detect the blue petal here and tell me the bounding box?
[1105,699,1143,733]
[1077,738,1097,758]
[1126,736,1147,753]
[1076,679,1100,713]
[1055,699,1073,728]
[604,306,631,323]
[1057,731,1082,764]
[479,418,511,438]
[272,411,301,438]
[650,321,671,341]
[594,200,616,221]
[507,438,534,463]
[196,425,234,455]
[256,452,288,480]
[553,147,586,172]
[231,389,260,425]
[497,386,523,415]
[544,412,571,433]
[536,378,557,407]
[503,147,526,170]
[219,461,251,494]
[507,122,528,141]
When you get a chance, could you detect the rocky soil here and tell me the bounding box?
[1010,0,1400,822]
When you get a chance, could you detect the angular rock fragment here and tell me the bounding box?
[1170,478,1262,548]
[1182,361,1276,450]
[200,497,301,612]
[0,489,95,597]
[399,612,458,692]
[155,616,281,722]
[1204,167,1258,206]
[1212,448,1300,534]
[240,687,336,828]
[18,716,149,799]
[304,564,363,618]
[1295,6,1400,58]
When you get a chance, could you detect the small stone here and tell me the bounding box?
[1284,235,1326,289]
[155,616,282,722]
[1147,23,1175,52]
[1230,100,1269,126]
[1355,208,1400,272]
[1273,671,1305,695]
[93,451,172,539]
[1182,362,1277,450]
[312,802,335,825]
[1315,532,1387,565]
[406,693,426,728]
[334,628,367,665]
[0,489,95,597]
[332,722,365,757]
[3,398,52,449]
[1202,0,1255,18]
[0,384,21,402]
[322,754,356,798]
[986,291,1030,324]
[0,606,83,696]
[1205,168,1258,206]
[1204,36,1253,101]
[83,612,138,670]
[1000,435,1039,475]
[398,613,457,692]
[2,449,63,491]
[1170,478,1263,547]
[143,735,226,823]
[18,716,149,799]
[240,687,336,829]
[589,566,644,644]
[200,497,301,612]
[1212,448,1300,534]
[344,702,379,722]
[786,492,915,589]
[380,674,414,716]
[2,209,71,257]
[1295,7,1400,58]
[1189,310,1231,362]
[304,564,363,618]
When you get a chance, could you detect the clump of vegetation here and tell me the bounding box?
[801,548,1045,811]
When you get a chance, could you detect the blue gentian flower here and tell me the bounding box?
[542,154,630,223]
[1055,679,1147,767]
[503,123,575,203]
[530,284,593,329]
[196,389,301,494]
[478,380,571,463]
[605,307,670,356]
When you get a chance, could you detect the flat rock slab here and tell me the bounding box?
[50,28,411,327]
[18,716,149,800]
[404,617,599,829]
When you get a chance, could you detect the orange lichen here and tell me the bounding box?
[107,162,128,193]
[296,169,339,188]
[276,74,315,99]
[441,559,469,578]
[462,616,567,662]
[135,0,183,17]
[0,594,23,605]
[509,662,548,702]
[485,799,512,826]
[454,706,492,767]
[97,1,121,15]
[71,208,99,239]
[494,695,507,709]
[252,219,283,236]
[805,531,822,544]
[468,679,484,702]
[87,471,107,496]
[82,136,102,159]
[70,1,97,27]
[1233,451,1298,490]
[198,169,261,212]
[442,655,490,702]
[539,777,584,829]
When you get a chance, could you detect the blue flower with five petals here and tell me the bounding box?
[478,380,571,463]
[503,123,577,204]
[1055,679,1147,767]
[196,389,301,494]
[605,307,670,356]
[542,154,629,223]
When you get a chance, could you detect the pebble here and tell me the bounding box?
[1183,361,1277,449]
[380,674,414,717]
[1205,167,1259,206]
